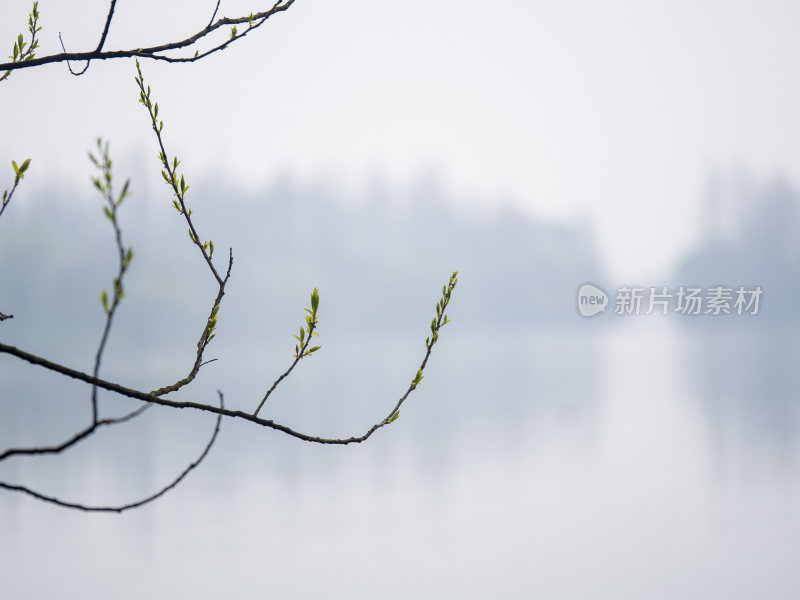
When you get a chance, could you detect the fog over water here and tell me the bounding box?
[1,172,799,598]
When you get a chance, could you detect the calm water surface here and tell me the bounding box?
[1,324,798,598]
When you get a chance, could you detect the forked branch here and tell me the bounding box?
[0,393,224,513]
[0,0,296,78]
[0,1,460,513]
[0,271,457,445]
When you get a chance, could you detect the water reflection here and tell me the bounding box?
[2,325,800,599]
[681,325,800,483]
[2,175,799,597]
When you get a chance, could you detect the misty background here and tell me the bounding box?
[2,1,800,598]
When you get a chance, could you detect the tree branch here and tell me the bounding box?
[0,341,384,444]
[131,61,235,396]
[1,158,32,322]
[0,1,296,74]
[0,2,41,83]
[0,158,31,221]
[0,392,223,512]
[254,287,320,417]
[0,405,148,461]
[0,272,458,445]
[207,0,222,28]
[95,0,118,52]
[0,0,461,514]
[57,0,118,77]
[88,138,134,423]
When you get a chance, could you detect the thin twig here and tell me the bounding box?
[59,0,118,76]
[0,3,41,83]
[0,176,22,221]
[1,341,415,443]
[58,0,117,77]
[0,393,223,512]
[0,1,296,74]
[207,0,222,28]
[0,273,457,445]
[133,65,234,396]
[95,0,118,52]
[147,249,233,398]
[0,404,149,461]
[253,304,317,417]
[58,32,80,76]
[89,139,132,423]
[2,160,31,320]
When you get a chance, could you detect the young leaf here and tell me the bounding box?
[124,247,134,267]
[119,178,131,203]
[311,287,319,314]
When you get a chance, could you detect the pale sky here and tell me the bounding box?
[3,0,800,279]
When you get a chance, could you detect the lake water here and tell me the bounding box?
[2,321,798,599]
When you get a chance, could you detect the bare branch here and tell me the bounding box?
[254,334,311,417]
[0,1,296,75]
[57,0,118,77]
[0,180,20,220]
[254,287,320,417]
[0,341,380,444]
[0,272,458,445]
[95,0,118,52]
[58,32,82,77]
[207,0,222,28]
[0,405,148,461]
[0,393,223,512]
